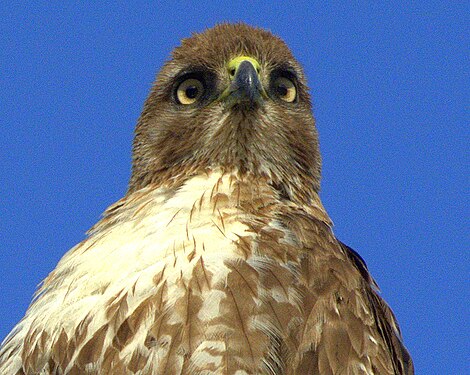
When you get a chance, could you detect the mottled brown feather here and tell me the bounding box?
[0,23,413,375]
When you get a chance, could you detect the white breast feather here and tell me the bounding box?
[1,171,256,373]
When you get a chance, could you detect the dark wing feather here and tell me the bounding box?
[340,241,379,291]
[340,240,414,375]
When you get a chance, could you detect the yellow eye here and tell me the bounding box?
[273,77,296,103]
[176,78,204,105]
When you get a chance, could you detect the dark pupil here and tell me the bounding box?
[185,85,199,99]
[277,84,288,97]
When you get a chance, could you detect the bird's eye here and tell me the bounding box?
[176,78,204,105]
[273,77,296,103]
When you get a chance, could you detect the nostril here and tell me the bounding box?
[230,68,236,76]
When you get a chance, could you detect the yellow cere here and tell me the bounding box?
[227,56,261,77]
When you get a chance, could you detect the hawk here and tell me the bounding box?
[0,23,413,374]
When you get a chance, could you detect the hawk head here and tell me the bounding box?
[129,23,321,203]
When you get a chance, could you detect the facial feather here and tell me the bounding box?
[129,23,321,199]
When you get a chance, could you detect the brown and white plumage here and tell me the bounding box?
[0,23,413,374]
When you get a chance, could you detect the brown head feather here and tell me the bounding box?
[129,23,321,202]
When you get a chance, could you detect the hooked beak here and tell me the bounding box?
[220,56,265,106]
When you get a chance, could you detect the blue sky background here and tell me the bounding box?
[0,2,467,373]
